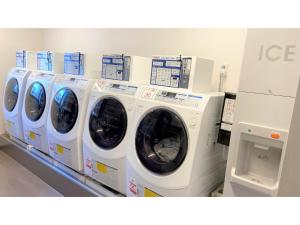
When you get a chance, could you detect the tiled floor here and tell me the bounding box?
[0,150,62,197]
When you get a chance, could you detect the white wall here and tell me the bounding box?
[0,29,44,134]
[0,29,247,134]
[43,29,247,92]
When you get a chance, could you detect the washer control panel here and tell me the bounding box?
[55,76,89,87]
[102,82,138,96]
[141,88,203,109]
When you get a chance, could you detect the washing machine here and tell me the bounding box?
[21,51,64,154]
[82,54,151,194]
[22,72,56,154]
[3,50,37,141]
[83,80,142,194]
[126,86,226,196]
[47,75,94,172]
[3,68,31,141]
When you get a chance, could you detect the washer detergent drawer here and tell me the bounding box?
[230,122,288,196]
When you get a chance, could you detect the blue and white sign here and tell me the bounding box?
[16,50,26,68]
[64,52,84,75]
[151,56,192,89]
[101,55,131,81]
[37,51,53,72]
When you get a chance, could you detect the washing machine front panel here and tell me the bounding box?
[51,87,78,134]
[25,81,46,121]
[89,97,127,150]
[4,78,19,112]
[136,108,188,175]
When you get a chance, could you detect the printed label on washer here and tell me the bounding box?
[101,55,131,81]
[24,129,42,150]
[144,188,161,197]
[84,157,93,177]
[49,142,72,166]
[128,179,138,196]
[141,87,157,99]
[5,120,17,137]
[151,56,192,89]
[91,160,118,189]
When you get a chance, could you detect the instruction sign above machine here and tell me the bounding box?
[37,51,53,72]
[16,50,27,68]
[64,52,85,76]
[150,56,192,89]
[101,55,131,81]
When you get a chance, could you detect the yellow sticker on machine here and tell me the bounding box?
[96,162,108,174]
[144,188,160,197]
[29,131,36,140]
[6,120,12,128]
[56,144,64,154]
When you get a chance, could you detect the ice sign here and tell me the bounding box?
[37,51,53,72]
[101,55,131,81]
[151,56,192,89]
[16,50,26,68]
[64,52,84,75]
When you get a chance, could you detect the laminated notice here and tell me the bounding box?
[37,51,53,72]
[16,50,26,68]
[64,52,84,75]
[151,56,192,89]
[101,55,131,81]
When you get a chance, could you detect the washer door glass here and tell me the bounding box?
[5,78,19,112]
[136,108,188,174]
[25,82,46,121]
[89,97,127,150]
[51,88,78,134]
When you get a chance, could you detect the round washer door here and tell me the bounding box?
[89,97,127,150]
[4,78,19,112]
[51,87,78,134]
[25,82,46,121]
[136,108,188,175]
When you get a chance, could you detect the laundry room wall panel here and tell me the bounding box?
[0,29,44,134]
[42,29,247,92]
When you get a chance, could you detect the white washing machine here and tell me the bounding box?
[22,72,57,154]
[22,51,64,154]
[3,68,31,141]
[82,55,151,194]
[126,86,225,196]
[3,50,36,141]
[83,80,142,194]
[47,75,94,172]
